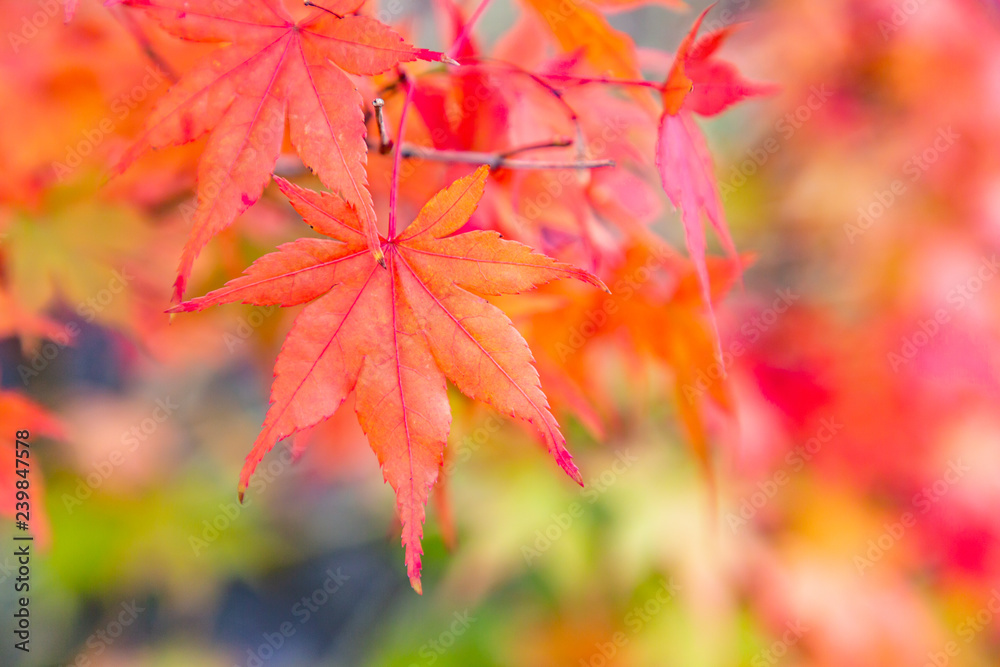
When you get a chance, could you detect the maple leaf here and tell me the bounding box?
[525,242,743,488]
[169,166,606,592]
[520,0,642,81]
[111,0,449,298]
[656,7,774,353]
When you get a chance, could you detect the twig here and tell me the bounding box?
[371,101,576,163]
[371,98,393,154]
[498,137,573,158]
[370,105,597,169]
[400,145,614,170]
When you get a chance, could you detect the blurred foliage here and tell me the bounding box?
[2,0,1000,666]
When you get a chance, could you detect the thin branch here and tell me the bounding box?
[498,137,572,158]
[371,98,393,154]
[370,108,597,169]
[273,143,613,177]
[400,145,614,170]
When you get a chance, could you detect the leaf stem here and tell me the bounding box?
[303,0,343,18]
[458,57,588,155]
[535,72,664,90]
[387,71,414,239]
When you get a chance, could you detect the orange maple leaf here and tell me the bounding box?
[112,0,448,298]
[170,166,606,592]
[520,0,642,81]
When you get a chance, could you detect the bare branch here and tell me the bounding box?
[371,98,393,154]
[400,145,614,170]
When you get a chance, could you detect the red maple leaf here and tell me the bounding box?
[656,7,775,350]
[170,166,606,592]
[111,0,448,298]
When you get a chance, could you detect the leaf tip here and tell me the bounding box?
[410,576,423,595]
[560,456,584,486]
[237,483,246,504]
[574,268,610,294]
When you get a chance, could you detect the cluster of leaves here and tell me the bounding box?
[5,0,769,592]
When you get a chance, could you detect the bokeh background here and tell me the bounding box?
[3,0,1000,665]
